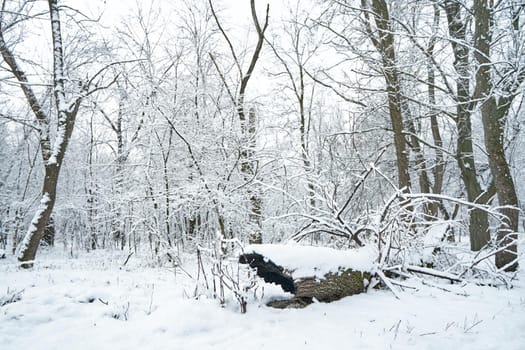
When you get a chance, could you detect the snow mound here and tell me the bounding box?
[244,244,377,278]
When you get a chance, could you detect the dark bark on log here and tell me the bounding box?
[239,253,296,293]
[294,269,369,302]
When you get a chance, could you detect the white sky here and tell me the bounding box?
[76,0,288,29]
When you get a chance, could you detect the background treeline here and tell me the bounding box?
[0,0,523,271]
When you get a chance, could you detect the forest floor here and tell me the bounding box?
[1,248,524,350]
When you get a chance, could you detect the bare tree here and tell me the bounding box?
[266,1,320,214]
[425,2,446,219]
[360,0,411,192]
[443,0,493,251]
[0,0,113,266]
[472,0,523,271]
[209,0,269,244]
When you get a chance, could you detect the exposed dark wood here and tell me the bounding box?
[239,253,296,293]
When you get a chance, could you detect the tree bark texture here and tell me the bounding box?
[42,217,55,246]
[444,0,490,251]
[363,0,411,191]
[426,3,445,219]
[474,0,519,271]
[267,269,370,309]
[294,269,370,303]
[242,109,262,244]
[482,99,519,271]
[18,166,58,266]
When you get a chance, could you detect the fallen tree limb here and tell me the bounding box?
[404,265,463,283]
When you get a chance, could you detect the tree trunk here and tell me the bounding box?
[482,99,519,271]
[243,109,262,244]
[406,118,432,215]
[267,268,369,309]
[18,165,59,267]
[163,158,172,247]
[444,1,490,251]
[87,113,97,250]
[42,216,55,246]
[14,0,81,266]
[363,0,411,191]
[293,269,370,303]
[426,4,445,219]
[114,100,125,250]
[474,0,519,271]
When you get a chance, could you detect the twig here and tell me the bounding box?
[122,251,134,266]
[405,265,463,283]
[388,269,469,296]
[464,319,483,333]
[388,278,418,290]
[420,279,469,297]
[337,147,386,220]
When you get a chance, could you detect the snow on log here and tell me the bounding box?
[239,244,377,308]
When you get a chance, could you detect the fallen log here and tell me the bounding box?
[239,246,373,308]
[293,269,370,302]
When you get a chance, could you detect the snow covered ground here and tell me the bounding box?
[1,249,524,350]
